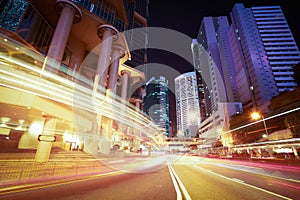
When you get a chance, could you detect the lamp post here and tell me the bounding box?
[251,111,268,138]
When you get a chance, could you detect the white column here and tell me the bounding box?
[121,70,131,100]
[47,0,81,69]
[94,25,119,93]
[106,45,125,94]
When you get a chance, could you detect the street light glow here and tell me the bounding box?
[251,111,268,138]
[251,111,261,120]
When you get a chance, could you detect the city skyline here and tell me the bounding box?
[148,0,300,45]
[147,1,300,131]
[0,1,300,199]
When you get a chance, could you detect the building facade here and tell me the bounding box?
[193,4,300,143]
[143,76,170,137]
[0,0,154,161]
[230,4,300,112]
[196,17,232,116]
[192,17,242,141]
[175,72,201,137]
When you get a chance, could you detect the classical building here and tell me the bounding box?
[0,0,156,162]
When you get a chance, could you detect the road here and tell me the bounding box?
[172,156,300,200]
[1,155,300,200]
[0,166,176,200]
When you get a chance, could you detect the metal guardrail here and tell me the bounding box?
[0,158,107,184]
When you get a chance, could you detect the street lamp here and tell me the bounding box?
[251,111,268,138]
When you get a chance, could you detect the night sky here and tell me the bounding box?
[146,0,300,133]
[148,0,300,71]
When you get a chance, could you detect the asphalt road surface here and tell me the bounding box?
[1,155,300,200]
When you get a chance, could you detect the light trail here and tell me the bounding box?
[193,165,293,200]
[0,35,163,149]
[222,107,300,135]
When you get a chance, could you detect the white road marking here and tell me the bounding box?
[107,160,125,163]
[168,164,182,200]
[190,157,300,184]
[288,178,300,183]
[193,165,292,200]
[231,178,245,183]
[168,164,192,200]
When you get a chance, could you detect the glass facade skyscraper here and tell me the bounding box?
[143,76,170,137]
[192,17,242,140]
[195,16,236,117]
[175,72,201,138]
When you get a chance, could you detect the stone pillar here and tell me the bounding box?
[117,70,131,135]
[94,25,119,93]
[106,45,125,94]
[92,25,118,155]
[35,118,57,163]
[47,0,82,69]
[120,70,131,100]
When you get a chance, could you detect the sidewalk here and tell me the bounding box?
[0,149,153,194]
[0,150,117,193]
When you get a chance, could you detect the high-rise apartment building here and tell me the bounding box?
[193,4,300,142]
[230,4,300,112]
[175,72,201,137]
[143,76,170,137]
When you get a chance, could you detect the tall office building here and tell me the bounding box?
[195,16,238,116]
[143,76,170,137]
[193,4,300,141]
[191,39,206,122]
[193,17,242,140]
[230,4,300,112]
[124,0,148,69]
[175,72,201,137]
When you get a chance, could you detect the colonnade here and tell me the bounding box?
[35,0,142,161]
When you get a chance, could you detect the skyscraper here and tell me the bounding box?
[143,76,170,137]
[230,3,300,112]
[192,17,242,140]
[175,72,200,137]
[191,39,206,122]
[193,3,300,142]
[195,16,237,116]
[124,0,148,69]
